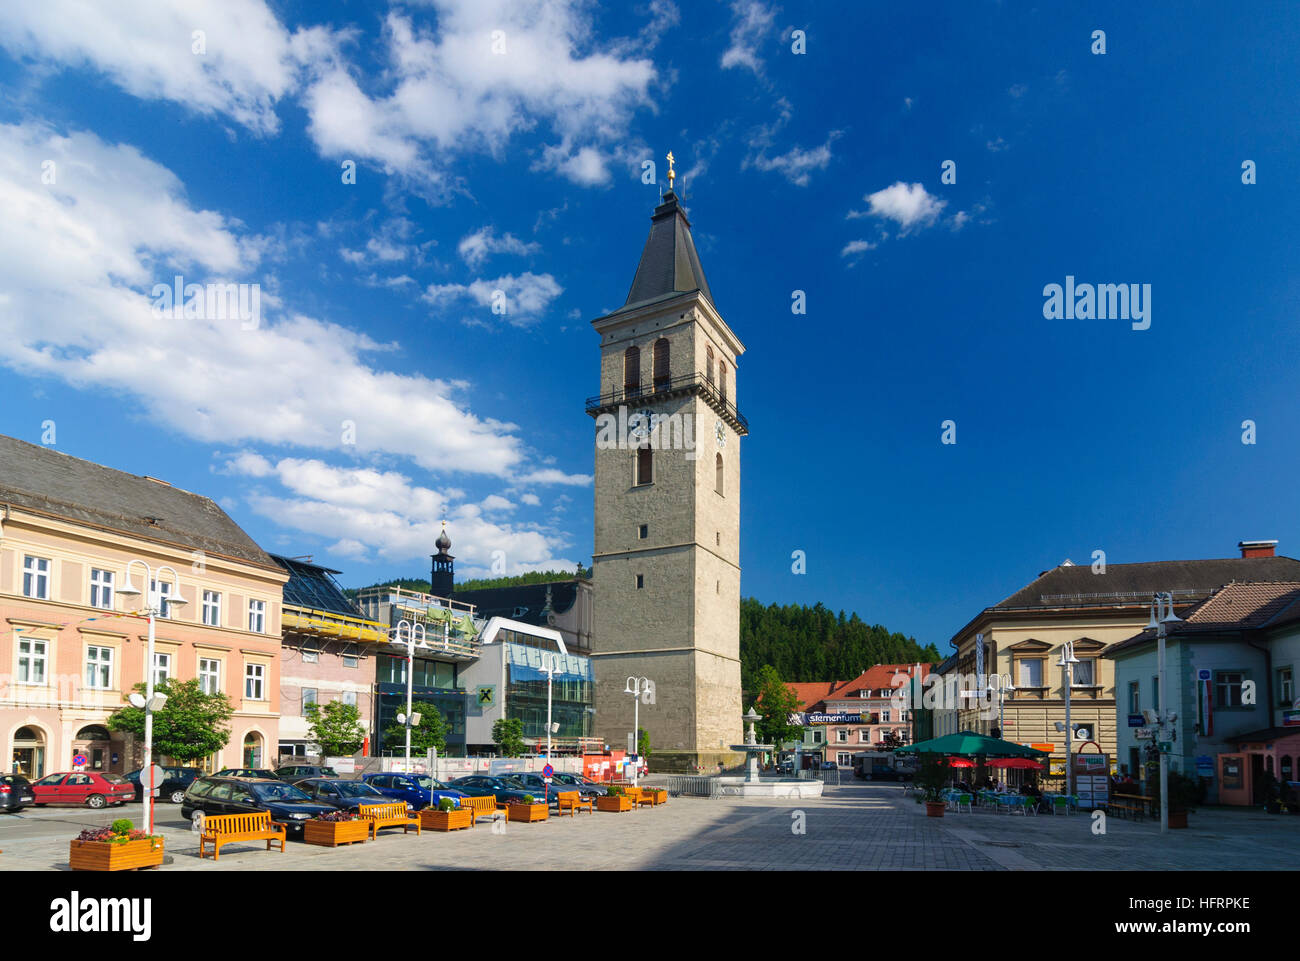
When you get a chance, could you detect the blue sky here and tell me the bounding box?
[1,1,1298,655]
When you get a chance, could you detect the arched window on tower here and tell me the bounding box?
[653,337,670,390]
[636,445,653,486]
[706,345,714,384]
[624,345,641,397]
[715,452,724,495]
[718,359,727,403]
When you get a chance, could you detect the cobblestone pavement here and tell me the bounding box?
[1,782,1293,870]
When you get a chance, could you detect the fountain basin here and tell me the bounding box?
[716,776,824,799]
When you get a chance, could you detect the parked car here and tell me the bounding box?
[294,777,392,812]
[123,766,205,804]
[181,777,335,837]
[447,775,534,805]
[214,768,282,781]
[360,773,465,810]
[504,772,569,805]
[1,773,36,812]
[551,772,608,797]
[275,765,339,784]
[31,771,134,808]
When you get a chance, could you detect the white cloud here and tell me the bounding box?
[423,272,563,327]
[302,5,656,193]
[840,239,877,257]
[0,0,323,134]
[745,136,837,187]
[457,227,541,269]
[228,455,575,571]
[721,0,777,74]
[520,493,541,506]
[852,181,947,233]
[0,121,536,478]
[517,467,592,486]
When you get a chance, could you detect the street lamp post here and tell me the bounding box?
[390,620,428,777]
[116,561,187,834]
[1057,641,1080,799]
[541,654,558,760]
[1147,592,1181,833]
[623,676,651,786]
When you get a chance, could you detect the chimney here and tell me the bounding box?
[1238,539,1278,558]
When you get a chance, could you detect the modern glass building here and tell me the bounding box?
[374,653,471,756]
[502,639,594,740]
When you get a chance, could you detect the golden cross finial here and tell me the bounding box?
[666,150,675,189]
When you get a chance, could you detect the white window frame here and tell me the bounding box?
[89,568,114,610]
[881,709,891,723]
[245,662,266,700]
[22,555,51,600]
[152,652,172,688]
[858,729,870,743]
[202,590,221,627]
[198,657,221,695]
[836,752,851,766]
[248,599,266,633]
[1072,657,1097,687]
[342,691,358,707]
[342,654,358,669]
[302,688,318,715]
[836,729,848,743]
[150,580,175,619]
[17,637,49,684]
[85,645,113,689]
[302,650,319,664]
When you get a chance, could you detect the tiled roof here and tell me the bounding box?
[992,557,1300,610]
[787,681,843,712]
[828,663,932,700]
[1106,581,1300,656]
[0,433,276,569]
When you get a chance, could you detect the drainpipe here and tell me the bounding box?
[1242,636,1274,724]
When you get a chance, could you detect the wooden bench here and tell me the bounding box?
[624,788,655,810]
[1110,794,1154,821]
[457,794,499,826]
[357,801,421,839]
[556,791,593,816]
[199,811,285,861]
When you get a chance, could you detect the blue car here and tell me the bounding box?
[360,773,466,810]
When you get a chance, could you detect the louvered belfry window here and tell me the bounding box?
[718,359,727,403]
[715,453,724,494]
[624,345,641,396]
[653,337,670,390]
[636,445,653,486]
[706,345,714,384]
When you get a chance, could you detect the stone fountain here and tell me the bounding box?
[716,706,824,798]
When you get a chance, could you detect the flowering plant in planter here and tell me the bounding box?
[70,819,164,871]
[438,797,459,812]
[312,809,361,821]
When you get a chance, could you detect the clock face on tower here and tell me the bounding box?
[715,419,726,448]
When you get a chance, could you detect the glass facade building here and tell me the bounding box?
[502,639,594,740]
[375,653,470,756]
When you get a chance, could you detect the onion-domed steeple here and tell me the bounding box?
[430,521,454,597]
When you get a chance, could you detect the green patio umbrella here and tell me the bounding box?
[895,731,1049,758]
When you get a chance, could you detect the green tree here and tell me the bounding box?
[753,665,802,748]
[491,717,526,757]
[106,678,233,765]
[305,700,367,757]
[382,700,448,756]
[637,726,651,758]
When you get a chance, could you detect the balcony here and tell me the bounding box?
[585,370,749,435]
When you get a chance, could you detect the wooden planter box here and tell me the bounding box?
[645,790,668,805]
[420,808,474,832]
[304,818,370,847]
[507,803,549,823]
[597,796,634,813]
[70,837,164,871]
[925,801,946,818]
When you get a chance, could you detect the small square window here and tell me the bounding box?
[343,655,358,669]
[302,650,319,663]
[638,524,648,539]
[635,574,644,589]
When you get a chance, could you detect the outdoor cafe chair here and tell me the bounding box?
[954,793,973,813]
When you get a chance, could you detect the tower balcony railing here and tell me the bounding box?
[584,370,749,435]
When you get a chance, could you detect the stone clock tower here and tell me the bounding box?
[585,170,747,773]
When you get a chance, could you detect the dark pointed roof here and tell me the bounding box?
[618,190,714,314]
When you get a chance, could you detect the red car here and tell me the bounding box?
[31,771,134,809]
